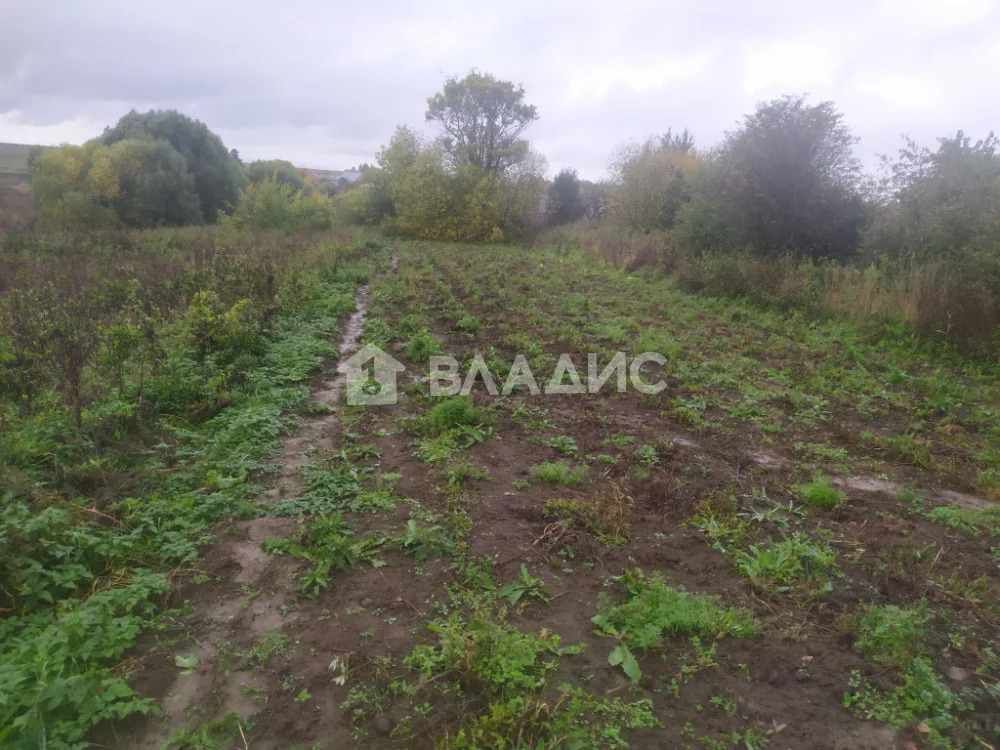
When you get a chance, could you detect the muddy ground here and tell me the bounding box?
[115,244,999,749]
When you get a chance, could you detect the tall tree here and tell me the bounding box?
[30,139,201,229]
[425,71,538,175]
[610,133,699,232]
[701,95,866,260]
[101,109,246,221]
[246,159,308,192]
[547,168,584,225]
[865,132,1000,261]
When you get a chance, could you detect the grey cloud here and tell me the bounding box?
[2,0,998,178]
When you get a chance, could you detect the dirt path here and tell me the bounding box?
[126,256,398,748]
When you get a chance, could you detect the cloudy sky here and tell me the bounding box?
[3,0,999,179]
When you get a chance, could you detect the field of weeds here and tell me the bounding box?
[6,240,999,749]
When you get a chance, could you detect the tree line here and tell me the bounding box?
[27,110,338,232]
[20,71,1000,350]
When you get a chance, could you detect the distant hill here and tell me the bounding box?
[0,142,34,173]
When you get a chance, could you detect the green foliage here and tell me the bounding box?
[610,132,697,232]
[852,601,930,669]
[425,70,538,175]
[223,176,334,232]
[31,138,202,229]
[402,329,443,361]
[635,329,682,360]
[0,569,167,749]
[529,460,587,486]
[357,121,543,242]
[866,132,1000,263]
[414,433,460,464]
[0,232,380,747]
[455,313,481,334]
[544,435,578,454]
[443,686,658,749]
[682,95,866,261]
[923,504,1000,536]
[426,396,485,435]
[245,159,308,191]
[100,108,246,221]
[593,570,758,683]
[399,520,454,563]
[497,564,550,606]
[261,513,384,597]
[795,477,846,510]
[845,657,968,747]
[159,712,252,750]
[634,444,659,467]
[404,604,580,695]
[546,168,584,226]
[734,533,838,594]
[270,462,361,517]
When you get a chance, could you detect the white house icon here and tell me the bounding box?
[337,343,406,405]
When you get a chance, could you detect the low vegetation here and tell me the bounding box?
[4,65,1000,750]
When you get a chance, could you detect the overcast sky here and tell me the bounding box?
[3,0,999,179]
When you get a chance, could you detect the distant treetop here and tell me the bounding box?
[100,109,246,221]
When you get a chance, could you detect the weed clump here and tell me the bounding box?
[845,657,968,748]
[261,513,384,597]
[593,569,758,682]
[735,533,838,595]
[426,396,486,435]
[795,477,847,510]
[530,460,587,486]
[404,603,580,694]
[402,329,443,361]
[852,601,930,669]
[542,493,629,545]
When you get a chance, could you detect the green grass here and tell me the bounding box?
[529,460,587,486]
[426,395,486,435]
[0,142,32,171]
[795,477,847,510]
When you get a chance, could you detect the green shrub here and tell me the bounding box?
[223,176,335,232]
[455,314,481,334]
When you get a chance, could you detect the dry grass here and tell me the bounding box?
[537,221,1000,354]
